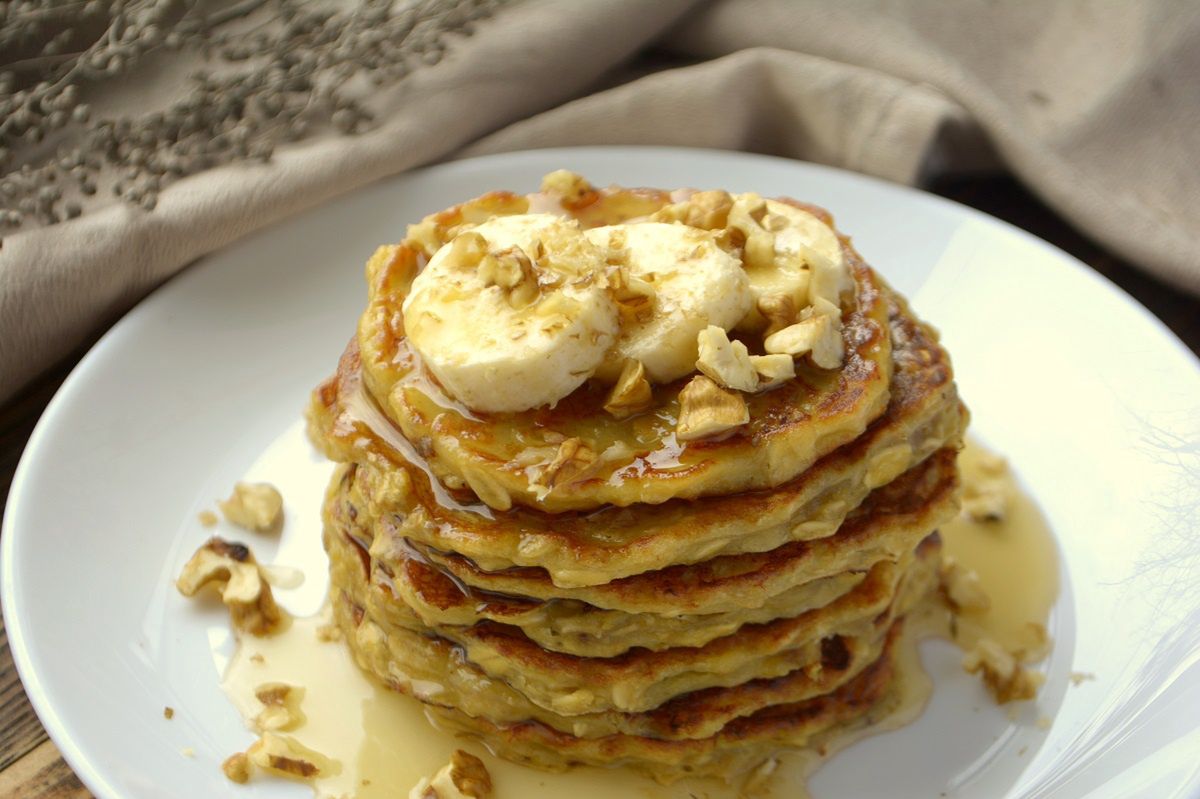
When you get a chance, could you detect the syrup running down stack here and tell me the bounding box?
[306,172,968,783]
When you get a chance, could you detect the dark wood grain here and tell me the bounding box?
[0,617,50,775]
[0,177,1196,798]
[0,741,89,799]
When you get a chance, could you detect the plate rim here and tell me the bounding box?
[3,144,1198,799]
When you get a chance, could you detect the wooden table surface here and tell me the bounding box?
[1,177,1197,799]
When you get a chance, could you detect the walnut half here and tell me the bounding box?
[676,375,749,442]
[175,537,284,636]
[410,750,493,799]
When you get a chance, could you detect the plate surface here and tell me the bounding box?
[4,147,1200,799]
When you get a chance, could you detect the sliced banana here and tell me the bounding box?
[734,195,850,332]
[587,222,752,383]
[402,214,618,413]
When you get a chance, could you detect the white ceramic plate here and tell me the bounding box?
[4,148,1199,799]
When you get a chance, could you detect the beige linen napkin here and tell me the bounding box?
[1,0,1196,403]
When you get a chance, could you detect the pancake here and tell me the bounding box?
[325,448,959,656]
[310,292,963,586]
[353,191,894,512]
[307,173,971,787]
[328,537,937,744]
[374,448,960,617]
[332,580,919,779]
[422,624,903,782]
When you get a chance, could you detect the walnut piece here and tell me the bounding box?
[540,169,597,209]
[962,453,1011,522]
[478,245,539,309]
[962,638,1045,703]
[219,482,284,533]
[695,325,757,392]
[535,437,598,493]
[757,293,796,338]
[222,752,251,784]
[763,298,844,369]
[175,537,284,636]
[727,193,776,271]
[676,375,749,442]
[653,189,733,230]
[603,359,654,418]
[254,682,307,732]
[609,264,656,324]
[445,230,487,268]
[749,353,795,389]
[940,556,992,611]
[197,509,218,528]
[247,733,339,781]
[409,749,493,799]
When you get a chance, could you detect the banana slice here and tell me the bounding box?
[587,222,751,383]
[734,195,849,331]
[402,214,618,413]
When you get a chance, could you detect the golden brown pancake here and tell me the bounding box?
[325,448,958,656]
[352,190,894,512]
[310,292,963,586]
[328,534,936,742]
[308,175,969,785]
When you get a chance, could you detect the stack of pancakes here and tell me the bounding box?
[308,182,966,782]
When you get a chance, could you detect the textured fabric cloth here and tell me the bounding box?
[2,0,1197,401]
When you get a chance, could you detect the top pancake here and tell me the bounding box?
[309,291,962,586]
[351,185,893,512]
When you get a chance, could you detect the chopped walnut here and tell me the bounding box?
[653,189,733,230]
[962,638,1045,703]
[727,193,776,271]
[163,706,175,720]
[695,326,757,392]
[409,749,493,799]
[222,752,251,784]
[940,556,992,611]
[603,359,654,418]
[540,169,597,209]
[197,509,218,528]
[254,683,306,732]
[763,301,844,369]
[175,537,284,636]
[962,455,1011,522]
[478,245,539,309]
[536,437,598,492]
[219,482,284,533]
[247,733,339,781]
[609,264,656,324]
[676,375,749,442]
[445,231,487,268]
[749,353,795,389]
[757,293,796,337]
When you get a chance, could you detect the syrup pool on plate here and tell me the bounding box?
[214,436,1059,798]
